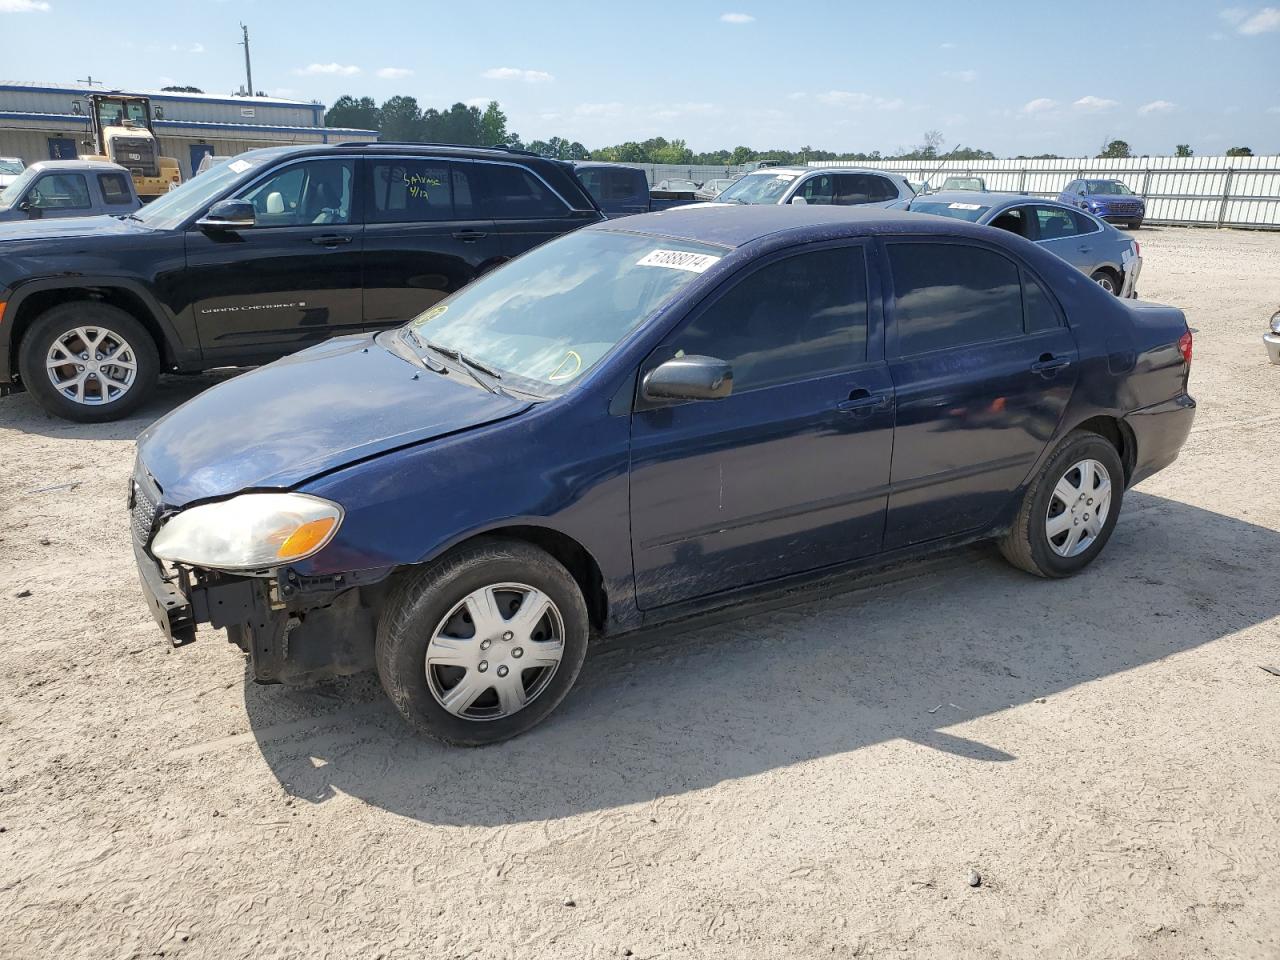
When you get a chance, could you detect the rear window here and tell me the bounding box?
[907,200,991,222]
[98,172,133,205]
[579,167,643,202]
[483,164,569,219]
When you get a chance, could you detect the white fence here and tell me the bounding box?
[809,156,1280,229]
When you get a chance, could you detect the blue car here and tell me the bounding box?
[131,206,1196,745]
[1058,178,1146,229]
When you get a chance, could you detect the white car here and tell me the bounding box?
[712,166,913,207]
[0,156,24,189]
[1265,308,1280,365]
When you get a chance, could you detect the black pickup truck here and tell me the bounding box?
[0,143,603,421]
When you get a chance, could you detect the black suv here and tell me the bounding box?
[0,143,603,421]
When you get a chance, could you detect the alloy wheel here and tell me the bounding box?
[425,582,566,721]
[45,326,138,406]
[1045,458,1112,558]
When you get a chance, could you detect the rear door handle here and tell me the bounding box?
[835,388,889,415]
[1078,245,1092,253]
[453,230,488,242]
[310,234,352,246]
[1031,355,1072,375]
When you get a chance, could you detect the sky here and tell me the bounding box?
[1,0,1277,157]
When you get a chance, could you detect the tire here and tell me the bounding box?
[17,302,159,422]
[999,431,1125,578]
[376,538,590,746]
[1128,220,1143,230]
[1090,270,1119,296]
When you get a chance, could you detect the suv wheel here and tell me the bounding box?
[18,302,159,422]
[999,431,1125,578]
[376,538,590,746]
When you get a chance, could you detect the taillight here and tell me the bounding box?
[1133,240,1141,257]
[1178,330,1193,364]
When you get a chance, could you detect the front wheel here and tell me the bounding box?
[1128,220,1143,230]
[17,302,159,422]
[376,538,590,746]
[999,431,1125,578]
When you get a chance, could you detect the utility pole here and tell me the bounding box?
[239,23,254,96]
[77,76,103,87]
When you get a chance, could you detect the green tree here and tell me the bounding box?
[1175,144,1193,157]
[1097,139,1132,159]
[379,95,424,141]
[479,102,508,145]
[325,95,381,131]
[161,85,204,94]
[1226,146,1253,157]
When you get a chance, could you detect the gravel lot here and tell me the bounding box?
[1,226,1278,960]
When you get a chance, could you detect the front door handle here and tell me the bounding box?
[835,388,889,416]
[1078,245,1092,253]
[310,234,352,246]
[1031,354,1072,375]
[453,230,488,242]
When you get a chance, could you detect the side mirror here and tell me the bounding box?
[642,355,733,402]
[790,196,808,205]
[18,200,41,219]
[196,199,256,231]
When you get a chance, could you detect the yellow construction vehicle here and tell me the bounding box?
[82,93,181,201]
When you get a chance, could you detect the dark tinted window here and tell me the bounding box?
[97,172,132,205]
[579,167,643,202]
[888,243,1022,355]
[1070,210,1100,234]
[833,173,887,205]
[1034,206,1079,240]
[674,247,869,391]
[370,159,452,223]
[989,205,1032,238]
[1022,270,1061,333]
[29,173,90,210]
[483,164,568,218]
[797,174,836,204]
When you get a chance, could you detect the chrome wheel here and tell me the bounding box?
[425,582,565,721]
[1093,273,1116,294]
[45,326,138,405]
[1046,458,1112,558]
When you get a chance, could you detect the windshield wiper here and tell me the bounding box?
[423,340,504,393]
[398,327,446,372]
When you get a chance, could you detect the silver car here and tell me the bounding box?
[694,177,738,201]
[1264,308,1280,365]
[0,159,142,222]
[898,191,1142,297]
[711,166,913,207]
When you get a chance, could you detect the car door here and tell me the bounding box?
[183,155,364,366]
[22,171,93,220]
[360,156,501,330]
[793,173,836,205]
[629,241,895,609]
[1030,204,1094,273]
[482,162,589,259]
[881,239,1079,549]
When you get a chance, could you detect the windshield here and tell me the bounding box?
[943,178,984,190]
[405,230,725,394]
[715,171,797,204]
[1088,181,1134,195]
[131,155,269,229]
[906,199,991,222]
[0,159,23,176]
[0,166,40,208]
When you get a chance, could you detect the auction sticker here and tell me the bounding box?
[948,202,982,210]
[228,159,253,174]
[637,249,722,273]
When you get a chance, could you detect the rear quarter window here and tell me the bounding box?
[483,164,569,219]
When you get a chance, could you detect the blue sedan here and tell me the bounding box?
[131,206,1196,745]
[897,191,1142,297]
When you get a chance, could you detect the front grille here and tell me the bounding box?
[130,462,162,545]
[110,137,158,178]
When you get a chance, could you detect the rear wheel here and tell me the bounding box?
[999,431,1125,578]
[376,538,590,746]
[17,302,159,422]
[1090,269,1119,296]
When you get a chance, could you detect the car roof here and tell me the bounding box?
[591,203,1006,249]
[30,158,131,173]
[915,191,1079,209]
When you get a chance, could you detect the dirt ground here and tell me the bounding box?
[1,226,1278,960]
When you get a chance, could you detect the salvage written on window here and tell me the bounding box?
[403,171,443,200]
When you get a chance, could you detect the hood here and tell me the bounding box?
[138,334,531,506]
[0,213,146,242]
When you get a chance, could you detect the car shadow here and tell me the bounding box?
[0,370,243,441]
[242,490,1276,826]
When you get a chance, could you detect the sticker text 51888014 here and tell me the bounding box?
[636,249,722,273]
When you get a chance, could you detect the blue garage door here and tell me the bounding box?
[189,144,214,177]
[48,137,78,160]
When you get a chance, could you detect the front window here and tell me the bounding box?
[240,158,354,226]
[0,159,23,176]
[0,166,40,207]
[130,153,273,229]
[906,199,992,222]
[715,171,798,204]
[26,173,91,210]
[1087,180,1134,195]
[403,230,726,394]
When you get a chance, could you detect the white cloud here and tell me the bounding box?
[1074,95,1119,111]
[939,41,957,49]
[376,67,414,80]
[1220,5,1280,32]
[1138,99,1176,114]
[189,42,204,54]
[720,12,754,23]
[573,102,624,118]
[482,66,553,83]
[1268,105,1280,114]
[0,0,51,11]
[1021,97,1058,114]
[817,90,903,110]
[943,69,977,82]
[294,63,361,76]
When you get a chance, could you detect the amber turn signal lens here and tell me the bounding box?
[277,517,339,560]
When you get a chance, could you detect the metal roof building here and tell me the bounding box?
[0,81,378,179]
